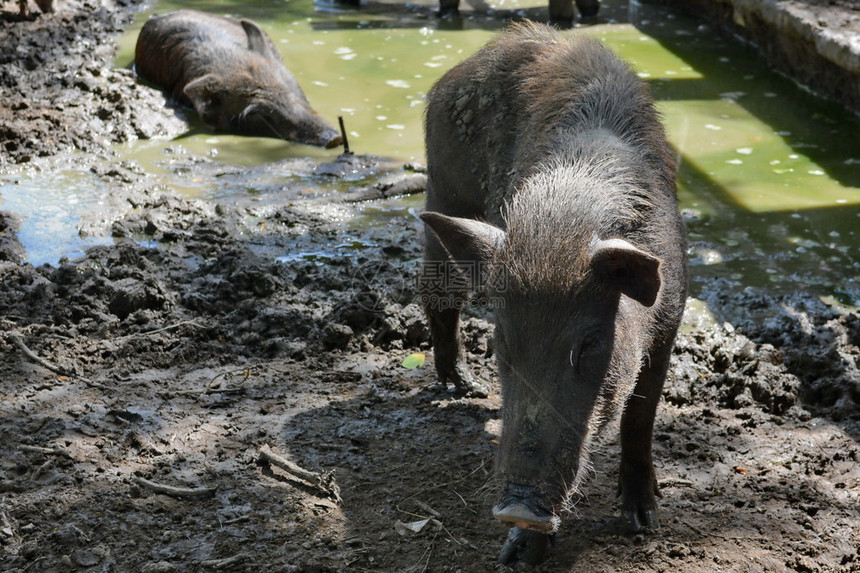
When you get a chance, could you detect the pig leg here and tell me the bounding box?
[548,0,574,28]
[420,233,488,398]
[617,341,673,530]
[575,0,600,19]
[438,0,460,17]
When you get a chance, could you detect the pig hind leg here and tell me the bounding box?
[617,341,674,530]
[420,233,488,398]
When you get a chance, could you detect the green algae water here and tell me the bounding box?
[3,0,860,304]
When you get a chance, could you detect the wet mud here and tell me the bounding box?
[1,0,859,572]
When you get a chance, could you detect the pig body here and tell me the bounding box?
[420,22,687,565]
[134,10,341,149]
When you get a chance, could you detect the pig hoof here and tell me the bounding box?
[624,508,658,532]
[444,365,488,398]
[499,527,551,566]
[548,17,574,30]
[575,0,600,18]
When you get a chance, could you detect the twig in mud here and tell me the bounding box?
[209,365,257,386]
[221,515,251,525]
[30,460,53,481]
[7,332,73,377]
[166,366,258,397]
[338,115,351,154]
[334,173,427,203]
[259,444,342,503]
[6,331,110,390]
[170,386,247,397]
[132,475,217,499]
[18,444,72,458]
[200,554,248,570]
[111,320,202,342]
[415,532,438,573]
[414,500,442,518]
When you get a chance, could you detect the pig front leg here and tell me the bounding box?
[420,235,488,398]
[617,341,673,530]
[425,306,487,397]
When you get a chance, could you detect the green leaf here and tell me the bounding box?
[401,353,426,369]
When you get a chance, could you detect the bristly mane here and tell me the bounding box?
[487,22,674,295]
[499,134,655,294]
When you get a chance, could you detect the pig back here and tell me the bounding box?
[424,30,546,225]
[134,10,283,104]
[425,23,678,229]
[425,22,686,334]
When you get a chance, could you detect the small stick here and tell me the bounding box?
[338,115,351,154]
[336,174,426,203]
[132,476,217,499]
[7,331,112,390]
[18,444,72,458]
[259,444,341,503]
[111,320,201,342]
[8,333,73,377]
[30,460,53,481]
[200,554,248,569]
[169,387,247,397]
[415,500,442,518]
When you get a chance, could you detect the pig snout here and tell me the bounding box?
[494,484,556,565]
[499,527,552,566]
[290,122,342,150]
[324,134,344,149]
[318,127,344,149]
[238,102,342,149]
[492,483,559,534]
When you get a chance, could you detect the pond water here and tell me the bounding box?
[2,0,860,305]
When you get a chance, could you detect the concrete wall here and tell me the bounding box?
[646,0,860,114]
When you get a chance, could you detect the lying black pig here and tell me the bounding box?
[135,10,342,149]
[419,22,687,565]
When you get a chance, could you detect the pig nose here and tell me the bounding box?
[493,483,560,534]
[324,133,344,149]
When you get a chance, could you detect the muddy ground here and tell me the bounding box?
[1,0,859,571]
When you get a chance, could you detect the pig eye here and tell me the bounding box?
[579,336,596,356]
[570,334,599,368]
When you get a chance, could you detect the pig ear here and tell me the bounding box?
[241,20,272,57]
[420,212,505,266]
[184,74,225,128]
[591,238,661,307]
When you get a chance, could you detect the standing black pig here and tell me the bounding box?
[419,22,687,565]
[134,10,342,149]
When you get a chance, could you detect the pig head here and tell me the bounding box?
[422,193,664,533]
[135,10,342,149]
